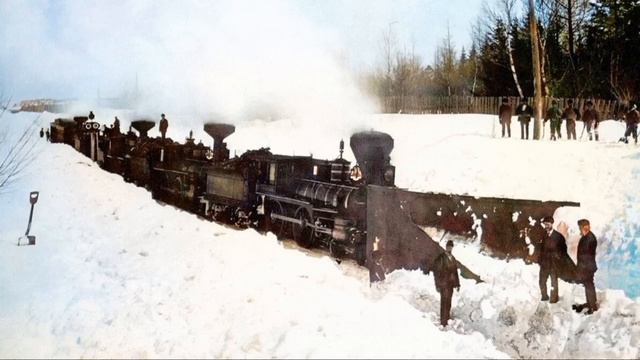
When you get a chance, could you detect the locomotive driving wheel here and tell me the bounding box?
[268,201,288,239]
[292,207,315,248]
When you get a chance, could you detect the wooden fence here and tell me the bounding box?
[381,96,627,120]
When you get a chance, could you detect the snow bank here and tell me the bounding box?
[2,110,639,358]
[0,112,505,358]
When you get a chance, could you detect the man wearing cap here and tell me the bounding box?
[538,216,567,303]
[159,113,169,140]
[576,219,598,314]
[498,98,512,138]
[432,240,460,327]
[623,104,639,144]
[515,98,533,140]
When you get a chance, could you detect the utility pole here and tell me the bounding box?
[529,0,543,140]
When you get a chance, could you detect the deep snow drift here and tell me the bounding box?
[1,110,639,358]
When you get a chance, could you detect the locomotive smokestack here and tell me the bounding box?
[130,120,155,138]
[203,123,236,161]
[349,130,395,186]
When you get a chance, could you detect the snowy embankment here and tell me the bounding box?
[0,112,503,358]
[1,110,639,358]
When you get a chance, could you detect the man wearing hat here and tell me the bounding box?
[576,219,598,314]
[498,97,512,138]
[515,98,533,140]
[159,113,169,140]
[538,216,567,303]
[432,240,460,327]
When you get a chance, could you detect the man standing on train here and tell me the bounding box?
[159,113,169,139]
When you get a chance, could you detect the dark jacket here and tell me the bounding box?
[159,118,169,133]
[433,252,460,293]
[499,104,512,123]
[515,103,533,121]
[626,109,639,126]
[546,106,562,122]
[577,231,598,273]
[539,229,567,269]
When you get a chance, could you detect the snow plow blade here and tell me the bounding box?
[365,185,579,282]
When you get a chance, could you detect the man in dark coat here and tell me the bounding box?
[576,219,598,314]
[623,104,639,144]
[159,113,169,139]
[562,100,581,140]
[538,216,567,303]
[515,98,533,140]
[545,100,562,140]
[498,98,512,138]
[433,240,460,327]
[582,101,601,141]
[113,116,121,134]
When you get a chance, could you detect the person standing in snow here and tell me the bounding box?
[113,116,121,134]
[545,100,562,140]
[515,98,533,140]
[576,219,598,314]
[623,104,639,144]
[498,98,512,138]
[159,113,169,140]
[537,216,567,303]
[432,240,460,327]
[582,101,601,141]
[561,100,580,140]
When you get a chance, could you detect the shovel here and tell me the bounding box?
[17,191,39,246]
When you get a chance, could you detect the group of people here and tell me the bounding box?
[429,217,599,328]
[498,98,640,143]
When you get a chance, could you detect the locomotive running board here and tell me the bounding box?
[365,185,579,283]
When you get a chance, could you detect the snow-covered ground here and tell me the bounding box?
[1,110,639,358]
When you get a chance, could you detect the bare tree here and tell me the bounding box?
[501,0,525,98]
[0,96,40,194]
[552,0,591,93]
[379,22,398,97]
[480,0,525,97]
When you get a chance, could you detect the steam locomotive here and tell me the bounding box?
[50,116,395,265]
[50,114,579,282]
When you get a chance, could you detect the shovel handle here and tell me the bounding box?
[30,191,39,205]
[25,191,39,236]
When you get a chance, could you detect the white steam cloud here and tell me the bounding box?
[0,0,378,128]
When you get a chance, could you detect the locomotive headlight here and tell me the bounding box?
[205,149,214,160]
[383,165,395,186]
[92,122,100,130]
[84,123,92,130]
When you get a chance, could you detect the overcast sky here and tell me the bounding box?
[0,0,489,108]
